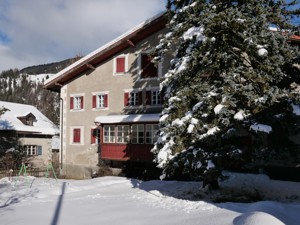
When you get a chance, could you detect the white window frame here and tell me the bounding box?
[24,145,37,156]
[113,54,128,75]
[97,95,105,108]
[92,91,109,110]
[103,125,115,143]
[70,93,85,111]
[151,90,161,105]
[124,88,142,107]
[129,92,139,106]
[131,124,145,144]
[117,125,130,143]
[74,96,82,110]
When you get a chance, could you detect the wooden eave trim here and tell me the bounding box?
[127,39,136,47]
[55,82,63,87]
[86,63,96,70]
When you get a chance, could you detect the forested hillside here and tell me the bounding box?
[0,57,79,124]
[20,58,78,75]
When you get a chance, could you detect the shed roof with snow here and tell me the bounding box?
[0,101,58,135]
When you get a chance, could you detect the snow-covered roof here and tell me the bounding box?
[0,101,58,135]
[95,114,160,124]
[44,11,167,91]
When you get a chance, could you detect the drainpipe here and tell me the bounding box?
[60,97,63,170]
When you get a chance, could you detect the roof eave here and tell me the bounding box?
[44,12,167,91]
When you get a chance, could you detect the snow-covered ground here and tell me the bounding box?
[1,172,300,225]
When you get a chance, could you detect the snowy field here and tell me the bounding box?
[1,172,300,225]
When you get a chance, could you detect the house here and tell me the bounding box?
[0,101,59,168]
[44,12,170,179]
[44,10,300,179]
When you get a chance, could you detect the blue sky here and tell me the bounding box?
[0,0,166,72]
[0,1,299,72]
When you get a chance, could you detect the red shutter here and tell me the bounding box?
[92,95,96,108]
[124,92,129,106]
[116,57,125,73]
[104,94,108,107]
[138,91,143,105]
[146,91,151,105]
[91,128,96,144]
[73,128,81,143]
[70,97,74,109]
[80,96,84,109]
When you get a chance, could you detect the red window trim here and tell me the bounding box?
[104,95,108,107]
[124,92,129,106]
[80,96,84,109]
[92,95,96,108]
[70,97,74,109]
[91,128,96,144]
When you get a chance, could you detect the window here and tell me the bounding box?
[104,125,115,143]
[70,95,84,110]
[17,113,36,126]
[26,116,34,126]
[146,90,162,105]
[70,127,84,144]
[145,124,158,144]
[91,128,100,144]
[140,53,158,78]
[131,124,144,144]
[124,91,142,106]
[23,145,42,156]
[117,125,130,143]
[73,128,81,143]
[114,55,128,74]
[92,93,108,109]
[101,123,158,144]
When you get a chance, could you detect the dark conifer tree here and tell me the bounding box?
[153,0,300,188]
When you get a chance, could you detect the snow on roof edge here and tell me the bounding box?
[95,113,160,124]
[44,11,166,86]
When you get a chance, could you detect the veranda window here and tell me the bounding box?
[145,124,158,144]
[117,125,130,143]
[131,124,144,144]
[104,125,115,143]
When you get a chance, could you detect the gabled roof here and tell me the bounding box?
[44,12,167,92]
[0,101,58,135]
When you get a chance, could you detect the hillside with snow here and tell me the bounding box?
[0,58,77,124]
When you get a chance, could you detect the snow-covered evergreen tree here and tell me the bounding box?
[153,0,300,188]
